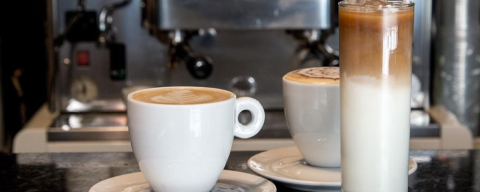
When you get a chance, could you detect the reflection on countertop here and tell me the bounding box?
[1,149,480,192]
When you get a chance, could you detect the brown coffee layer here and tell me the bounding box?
[339,6,414,85]
[133,87,233,105]
[284,67,340,84]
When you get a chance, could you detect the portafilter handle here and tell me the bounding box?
[185,55,213,79]
[288,29,339,67]
[167,43,213,79]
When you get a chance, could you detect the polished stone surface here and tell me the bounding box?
[0,150,479,192]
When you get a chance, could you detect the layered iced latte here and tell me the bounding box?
[339,1,414,191]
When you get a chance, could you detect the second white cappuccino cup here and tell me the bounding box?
[283,67,340,167]
[127,86,265,192]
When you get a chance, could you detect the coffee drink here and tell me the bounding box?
[283,67,340,167]
[128,86,265,192]
[340,3,413,86]
[339,1,414,192]
[132,87,233,105]
[283,67,340,84]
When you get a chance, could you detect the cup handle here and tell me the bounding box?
[234,97,265,139]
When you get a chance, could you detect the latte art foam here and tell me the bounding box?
[284,67,340,84]
[150,89,215,103]
[133,87,233,105]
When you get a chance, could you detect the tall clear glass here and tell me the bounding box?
[339,1,414,192]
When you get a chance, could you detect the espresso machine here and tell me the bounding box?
[13,0,474,152]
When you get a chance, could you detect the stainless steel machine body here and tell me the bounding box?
[52,0,338,112]
[155,0,332,29]
[432,0,480,136]
[42,0,440,143]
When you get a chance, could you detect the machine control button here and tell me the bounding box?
[77,51,90,66]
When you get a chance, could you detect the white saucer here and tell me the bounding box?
[89,170,276,192]
[247,147,417,191]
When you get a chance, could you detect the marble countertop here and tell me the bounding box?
[1,150,480,192]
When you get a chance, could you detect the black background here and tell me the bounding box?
[0,0,48,152]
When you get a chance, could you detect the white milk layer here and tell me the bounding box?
[341,75,411,192]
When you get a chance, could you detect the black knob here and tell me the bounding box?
[186,56,213,79]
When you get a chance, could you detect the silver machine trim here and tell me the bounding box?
[156,0,332,30]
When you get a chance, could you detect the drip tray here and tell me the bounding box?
[48,110,439,141]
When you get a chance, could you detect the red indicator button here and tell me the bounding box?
[77,51,89,66]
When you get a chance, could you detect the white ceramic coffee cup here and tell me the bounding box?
[127,87,265,192]
[283,68,340,167]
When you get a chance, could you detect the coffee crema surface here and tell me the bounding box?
[132,87,233,105]
[284,67,340,84]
